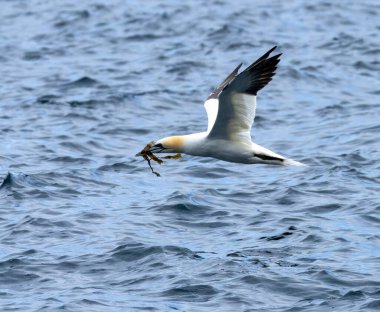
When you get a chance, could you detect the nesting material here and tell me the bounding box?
[138,142,182,176]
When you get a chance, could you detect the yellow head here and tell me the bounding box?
[149,136,184,154]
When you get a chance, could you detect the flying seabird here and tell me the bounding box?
[139,46,305,166]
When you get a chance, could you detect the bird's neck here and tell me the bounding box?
[176,132,208,154]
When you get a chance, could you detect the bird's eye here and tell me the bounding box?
[154,143,164,148]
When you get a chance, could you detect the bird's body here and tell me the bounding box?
[156,132,303,166]
[141,47,304,167]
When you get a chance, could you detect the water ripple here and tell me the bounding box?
[0,0,379,311]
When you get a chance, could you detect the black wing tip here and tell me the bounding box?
[271,53,282,62]
[229,63,243,77]
[207,47,281,99]
[244,46,279,71]
[207,62,243,100]
[268,46,277,54]
[242,47,282,95]
[259,46,278,60]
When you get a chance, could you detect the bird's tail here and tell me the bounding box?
[283,158,306,166]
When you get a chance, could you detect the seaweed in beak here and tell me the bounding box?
[136,142,182,176]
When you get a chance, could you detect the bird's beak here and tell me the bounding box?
[148,145,165,153]
[135,144,165,157]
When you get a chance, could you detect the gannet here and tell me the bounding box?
[139,47,304,166]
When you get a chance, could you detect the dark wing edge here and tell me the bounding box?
[238,46,281,96]
[207,63,242,100]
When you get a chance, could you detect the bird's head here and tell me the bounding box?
[150,136,184,153]
[137,136,184,156]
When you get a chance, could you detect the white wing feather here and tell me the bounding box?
[204,98,219,134]
[227,93,257,143]
[204,94,257,143]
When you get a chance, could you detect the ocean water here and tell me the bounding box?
[1,0,379,311]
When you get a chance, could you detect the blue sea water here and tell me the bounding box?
[0,0,379,311]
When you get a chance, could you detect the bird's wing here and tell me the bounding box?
[204,63,242,133]
[207,46,281,143]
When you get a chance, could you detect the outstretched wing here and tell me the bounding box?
[204,63,242,133]
[207,46,281,143]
